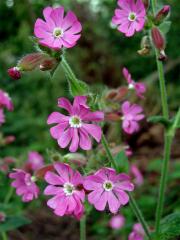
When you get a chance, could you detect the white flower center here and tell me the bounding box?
[53,27,63,38]
[128,12,137,22]
[63,183,75,196]
[69,116,82,128]
[103,181,114,191]
[128,83,135,89]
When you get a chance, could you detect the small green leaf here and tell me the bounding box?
[0,215,31,232]
[159,21,172,34]
[114,151,129,173]
[158,212,180,240]
[148,116,171,127]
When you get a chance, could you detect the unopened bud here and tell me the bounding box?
[138,36,151,56]
[155,5,170,23]
[40,58,57,71]
[63,153,87,166]
[5,135,16,144]
[142,0,150,10]
[18,53,49,71]
[151,27,166,50]
[8,67,21,80]
[105,112,121,121]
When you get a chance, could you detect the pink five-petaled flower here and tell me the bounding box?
[9,169,39,202]
[47,96,104,152]
[0,109,5,126]
[109,214,125,230]
[121,101,144,134]
[112,0,146,37]
[122,68,146,99]
[26,151,44,172]
[129,223,145,240]
[84,168,134,214]
[44,163,85,219]
[34,6,82,50]
[0,90,14,111]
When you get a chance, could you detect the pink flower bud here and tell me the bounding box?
[151,27,166,50]
[8,67,21,80]
[4,135,16,144]
[142,0,150,10]
[18,53,50,71]
[155,5,170,23]
[151,27,167,61]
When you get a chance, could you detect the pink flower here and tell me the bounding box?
[123,68,146,99]
[44,163,85,219]
[0,109,5,126]
[9,169,39,202]
[112,0,146,37]
[109,214,125,229]
[129,223,145,240]
[26,151,44,172]
[7,67,21,80]
[34,6,82,50]
[130,164,144,186]
[84,168,134,213]
[121,101,144,134]
[47,96,104,152]
[0,90,14,111]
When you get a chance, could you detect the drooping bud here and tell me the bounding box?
[151,27,167,61]
[8,67,21,80]
[35,164,54,179]
[4,135,16,144]
[142,0,150,10]
[105,87,128,102]
[18,53,50,71]
[39,58,57,71]
[105,112,121,122]
[63,153,87,166]
[155,5,170,23]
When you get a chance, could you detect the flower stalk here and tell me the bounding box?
[151,0,173,235]
[101,134,151,239]
[80,215,86,240]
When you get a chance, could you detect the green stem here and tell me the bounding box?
[1,232,8,240]
[4,187,14,204]
[101,134,151,239]
[80,215,86,240]
[155,135,172,234]
[101,134,117,169]
[129,194,151,239]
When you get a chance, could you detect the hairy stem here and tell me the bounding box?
[4,186,14,204]
[1,232,8,240]
[151,0,173,234]
[80,215,86,240]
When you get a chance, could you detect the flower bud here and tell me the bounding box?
[151,27,167,61]
[4,135,16,144]
[39,58,57,71]
[138,36,151,56]
[18,53,49,71]
[151,27,165,50]
[155,5,170,23]
[8,67,21,80]
[63,153,87,166]
[142,0,150,10]
[105,112,121,122]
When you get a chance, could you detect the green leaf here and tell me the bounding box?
[114,150,129,173]
[0,215,31,232]
[159,21,172,35]
[158,212,180,240]
[147,116,171,127]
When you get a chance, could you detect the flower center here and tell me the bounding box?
[128,12,137,21]
[103,181,114,191]
[53,27,63,38]
[69,116,82,128]
[63,183,75,196]
[128,83,134,89]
